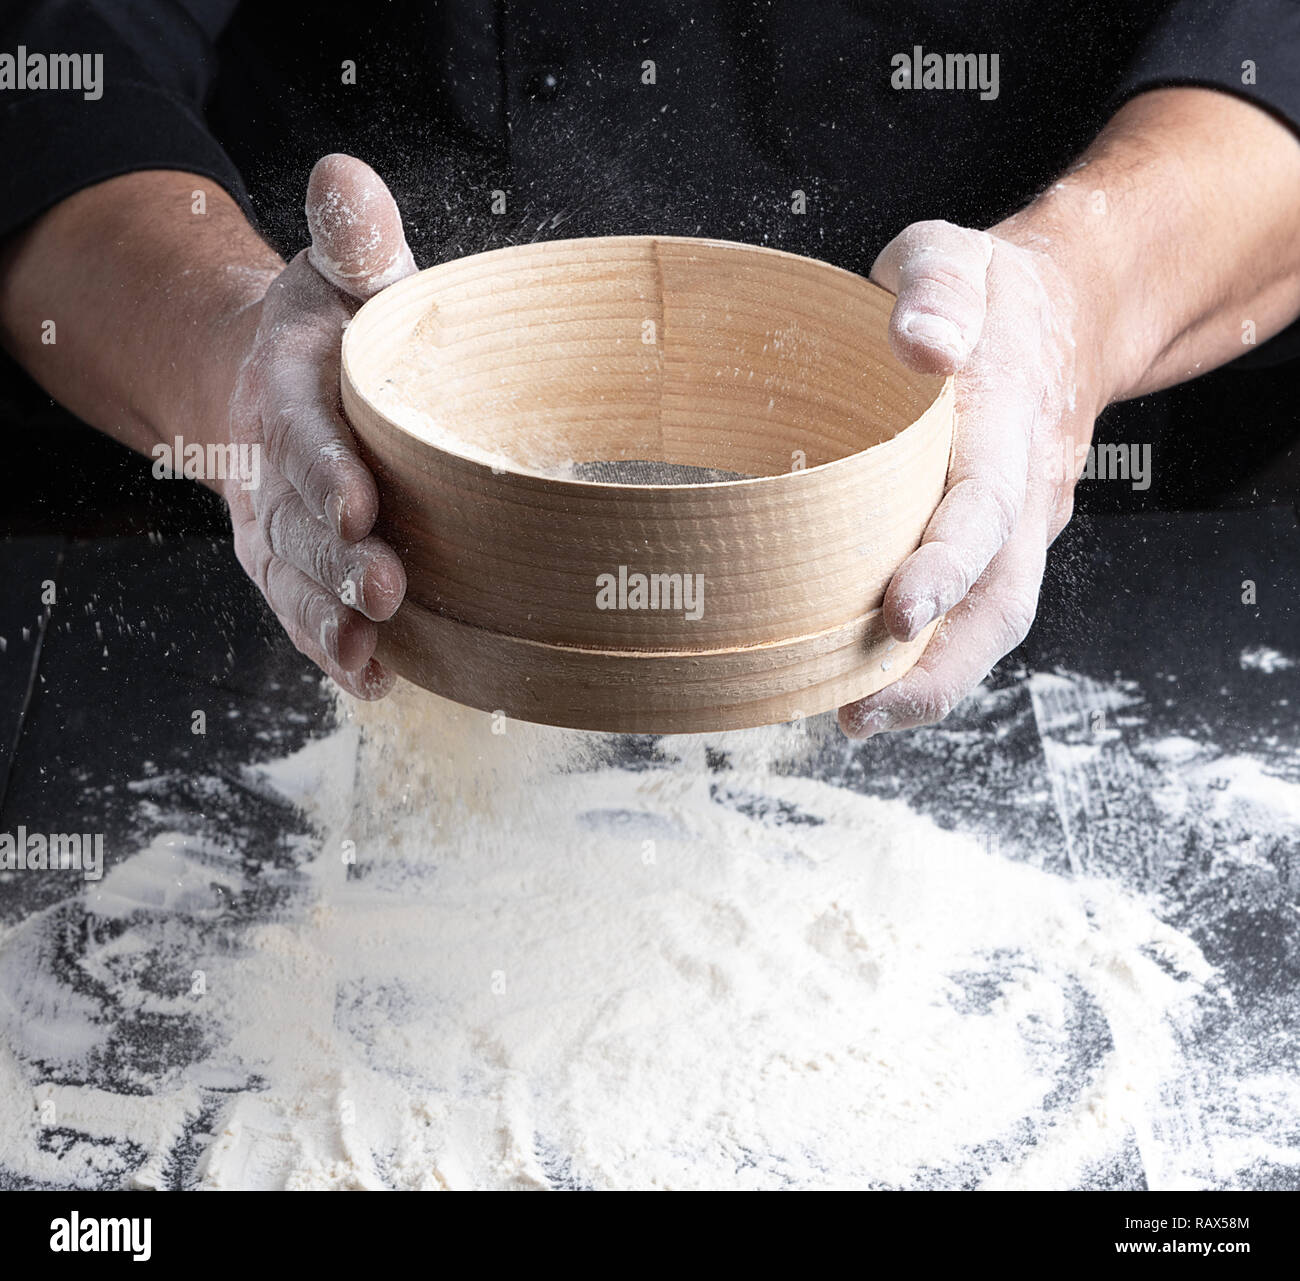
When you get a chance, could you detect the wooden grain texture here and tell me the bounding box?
[341,235,954,732]
[378,601,940,734]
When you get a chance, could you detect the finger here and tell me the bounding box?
[839,506,1047,738]
[305,153,418,301]
[298,637,395,702]
[265,554,378,672]
[255,311,383,542]
[232,514,395,698]
[255,473,405,620]
[881,243,1041,642]
[871,220,993,374]
[882,362,1033,640]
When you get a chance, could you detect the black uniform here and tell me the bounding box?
[1,1,1298,521]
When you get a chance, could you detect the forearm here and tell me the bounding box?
[0,170,283,464]
[996,87,1300,408]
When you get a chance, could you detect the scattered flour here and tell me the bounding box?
[0,678,1243,1190]
[1240,646,1295,674]
[369,385,541,475]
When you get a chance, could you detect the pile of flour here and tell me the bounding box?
[210,687,1211,1187]
[9,675,1285,1190]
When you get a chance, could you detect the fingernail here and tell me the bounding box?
[365,570,404,620]
[326,491,346,536]
[319,613,340,661]
[843,707,893,740]
[356,658,395,700]
[899,313,965,363]
[898,594,937,642]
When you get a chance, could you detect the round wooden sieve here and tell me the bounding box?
[341,235,953,732]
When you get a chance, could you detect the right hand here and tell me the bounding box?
[225,154,416,699]
[838,218,1105,739]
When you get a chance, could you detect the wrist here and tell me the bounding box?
[991,190,1156,413]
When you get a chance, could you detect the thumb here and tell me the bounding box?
[870,220,993,376]
[305,153,417,301]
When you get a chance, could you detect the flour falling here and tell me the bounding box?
[4,675,1283,1189]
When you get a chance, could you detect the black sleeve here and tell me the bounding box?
[1115,0,1300,134]
[0,0,249,240]
[1115,0,1300,367]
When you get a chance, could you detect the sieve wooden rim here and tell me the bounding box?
[340,235,954,730]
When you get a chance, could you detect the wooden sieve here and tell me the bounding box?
[340,235,953,732]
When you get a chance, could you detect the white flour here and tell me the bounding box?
[4,676,1264,1190]
[1240,645,1295,674]
[369,386,540,475]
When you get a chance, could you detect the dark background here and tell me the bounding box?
[1,0,1298,539]
[0,0,1297,1195]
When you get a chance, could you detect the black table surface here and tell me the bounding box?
[0,506,1297,1189]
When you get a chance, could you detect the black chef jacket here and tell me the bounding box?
[1,0,1298,516]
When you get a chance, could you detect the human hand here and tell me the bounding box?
[839,218,1106,738]
[225,154,416,699]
